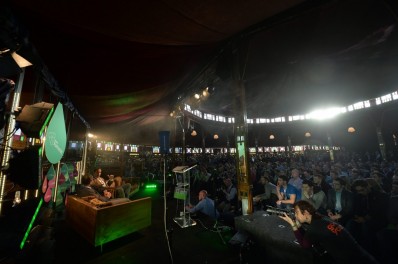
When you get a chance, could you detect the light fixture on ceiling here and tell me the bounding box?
[213,134,219,140]
[0,49,33,77]
[269,134,275,140]
[11,52,32,68]
[191,130,197,136]
[194,93,200,99]
[202,87,209,97]
[305,132,311,137]
[348,127,356,133]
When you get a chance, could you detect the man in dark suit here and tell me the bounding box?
[326,177,354,226]
[76,174,112,202]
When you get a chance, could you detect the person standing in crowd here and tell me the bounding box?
[326,177,354,226]
[279,200,379,263]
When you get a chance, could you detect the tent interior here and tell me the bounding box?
[1,0,398,152]
[1,1,398,263]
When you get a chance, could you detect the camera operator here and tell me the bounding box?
[279,200,379,263]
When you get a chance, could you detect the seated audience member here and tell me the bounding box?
[288,168,303,192]
[313,173,331,199]
[326,177,354,226]
[346,168,362,190]
[217,177,238,213]
[276,175,300,210]
[326,170,339,187]
[253,175,277,210]
[76,174,112,202]
[366,177,387,194]
[376,178,398,264]
[346,179,389,258]
[300,179,327,214]
[186,190,219,220]
[279,200,379,263]
[302,169,313,182]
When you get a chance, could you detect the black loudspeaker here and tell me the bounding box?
[159,131,170,154]
[7,147,40,189]
[16,102,54,138]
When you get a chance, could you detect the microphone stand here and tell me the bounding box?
[163,154,174,264]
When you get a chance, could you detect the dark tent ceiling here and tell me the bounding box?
[1,0,398,146]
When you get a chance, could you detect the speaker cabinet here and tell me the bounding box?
[16,102,54,138]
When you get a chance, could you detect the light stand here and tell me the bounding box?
[172,165,197,228]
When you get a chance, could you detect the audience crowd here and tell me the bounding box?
[116,149,398,263]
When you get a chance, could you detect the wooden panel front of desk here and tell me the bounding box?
[66,196,151,247]
[235,212,313,264]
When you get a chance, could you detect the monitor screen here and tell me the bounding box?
[153,146,160,153]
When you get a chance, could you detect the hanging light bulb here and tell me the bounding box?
[191,130,197,136]
[347,127,356,133]
[269,134,275,140]
[213,134,219,139]
[202,87,209,97]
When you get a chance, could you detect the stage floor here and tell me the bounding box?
[0,187,243,264]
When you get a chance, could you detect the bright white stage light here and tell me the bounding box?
[306,107,343,120]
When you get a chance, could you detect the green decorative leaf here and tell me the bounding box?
[45,103,67,164]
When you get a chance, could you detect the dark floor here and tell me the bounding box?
[0,186,250,264]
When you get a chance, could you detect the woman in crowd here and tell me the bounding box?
[279,200,379,263]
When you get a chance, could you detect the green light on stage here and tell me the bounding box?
[20,198,43,249]
[145,184,157,189]
[39,107,54,137]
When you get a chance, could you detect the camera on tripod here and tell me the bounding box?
[265,206,295,219]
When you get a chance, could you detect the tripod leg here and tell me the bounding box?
[213,220,227,245]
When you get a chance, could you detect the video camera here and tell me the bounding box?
[265,206,295,219]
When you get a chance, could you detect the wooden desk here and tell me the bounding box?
[66,195,151,247]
